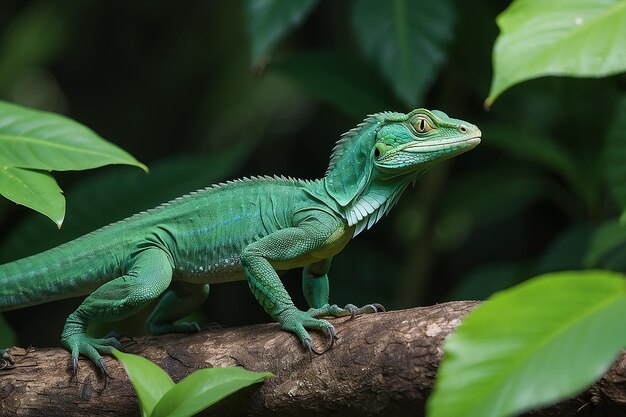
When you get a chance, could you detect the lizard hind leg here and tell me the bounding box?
[146,282,209,335]
[61,247,173,373]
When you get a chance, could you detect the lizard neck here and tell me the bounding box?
[319,173,419,237]
[343,174,419,237]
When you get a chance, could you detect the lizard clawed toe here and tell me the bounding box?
[371,303,386,312]
[99,358,113,379]
[302,327,337,356]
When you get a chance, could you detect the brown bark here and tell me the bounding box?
[0,301,623,417]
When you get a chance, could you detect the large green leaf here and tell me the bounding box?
[605,95,626,212]
[0,100,147,172]
[351,0,455,106]
[245,0,319,65]
[428,271,626,417]
[112,349,174,417]
[0,166,64,226]
[487,0,626,106]
[151,367,273,417]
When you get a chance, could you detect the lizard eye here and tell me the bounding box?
[413,116,433,133]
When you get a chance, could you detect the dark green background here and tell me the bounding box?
[0,0,623,349]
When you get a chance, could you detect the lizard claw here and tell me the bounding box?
[99,358,113,380]
[70,355,79,380]
[302,327,337,356]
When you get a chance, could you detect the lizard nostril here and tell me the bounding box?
[459,125,468,133]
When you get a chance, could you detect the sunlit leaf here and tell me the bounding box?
[487,0,626,106]
[112,349,174,417]
[428,271,626,417]
[0,100,147,172]
[0,166,64,226]
[245,0,319,65]
[605,95,626,212]
[351,0,455,105]
[151,367,273,417]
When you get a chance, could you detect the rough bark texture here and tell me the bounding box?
[0,301,623,416]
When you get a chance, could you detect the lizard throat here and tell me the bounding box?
[345,177,415,237]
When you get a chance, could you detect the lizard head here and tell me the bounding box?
[325,109,480,208]
[373,109,481,176]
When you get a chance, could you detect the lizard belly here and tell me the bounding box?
[270,223,355,270]
[174,255,246,284]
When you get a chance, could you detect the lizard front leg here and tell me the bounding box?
[303,258,385,318]
[240,219,339,353]
[61,247,172,373]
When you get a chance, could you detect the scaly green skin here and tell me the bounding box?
[0,109,480,371]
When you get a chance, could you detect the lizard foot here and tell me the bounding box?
[306,303,386,319]
[0,348,15,369]
[279,309,337,355]
[61,333,123,376]
[148,321,201,336]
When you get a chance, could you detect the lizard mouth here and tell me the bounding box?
[401,136,481,153]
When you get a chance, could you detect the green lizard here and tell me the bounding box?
[0,109,480,373]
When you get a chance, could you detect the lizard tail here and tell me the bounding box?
[0,237,122,312]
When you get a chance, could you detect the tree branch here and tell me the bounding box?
[0,301,623,416]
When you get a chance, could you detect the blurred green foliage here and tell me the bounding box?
[0,0,625,354]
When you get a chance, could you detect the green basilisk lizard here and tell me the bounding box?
[0,109,480,373]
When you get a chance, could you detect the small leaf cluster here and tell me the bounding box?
[112,349,273,417]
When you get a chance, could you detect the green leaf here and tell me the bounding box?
[351,0,455,106]
[112,349,174,417]
[428,271,626,417]
[0,100,147,172]
[487,0,626,106]
[245,0,319,65]
[0,166,64,226]
[152,367,273,417]
[605,95,626,212]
